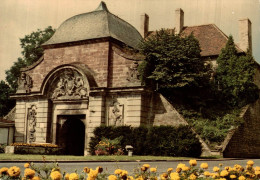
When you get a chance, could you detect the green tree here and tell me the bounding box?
[5,26,55,91]
[138,29,209,90]
[1,26,55,116]
[0,80,15,117]
[216,35,259,107]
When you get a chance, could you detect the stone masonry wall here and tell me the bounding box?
[85,95,105,155]
[223,98,260,158]
[26,41,110,92]
[14,98,51,143]
[109,45,140,87]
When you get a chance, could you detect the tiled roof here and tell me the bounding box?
[147,24,242,57]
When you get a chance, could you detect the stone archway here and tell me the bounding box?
[58,116,85,156]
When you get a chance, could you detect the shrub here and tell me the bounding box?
[89,125,202,157]
[0,144,6,153]
[95,136,124,155]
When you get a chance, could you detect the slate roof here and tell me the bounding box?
[43,2,142,49]
[147,24,243,57]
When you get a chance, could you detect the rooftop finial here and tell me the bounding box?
[95,1,109,12]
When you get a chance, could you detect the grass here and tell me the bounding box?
[0,154,208,161]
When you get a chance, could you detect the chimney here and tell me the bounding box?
[175,8,184,34]
[239,18,252,53]
[140,13,149,38]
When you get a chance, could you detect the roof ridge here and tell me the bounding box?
[183,23,216,28]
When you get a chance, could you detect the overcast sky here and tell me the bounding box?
[1,0,260,82]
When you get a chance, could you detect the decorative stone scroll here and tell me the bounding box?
[109,97,124,126]
[50,69,88,100]
[17,72,33,93]
[126,61,140,83]
[27,105,37,143]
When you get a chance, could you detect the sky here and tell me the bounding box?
[1,0,260,82]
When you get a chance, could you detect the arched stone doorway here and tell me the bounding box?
[57,116,85,156]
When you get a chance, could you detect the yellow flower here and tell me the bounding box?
[65,173,70,180]
[220,170,229,177]
[255,166,260,171]
[114,169,122,175]
[225,166,232,171]
[87,169,98,179]
[160,173,168,179]
[141,164,150,171]
[200,163,208,169]
[189,173,197,180]
[24,168,35,178]
[247,160,254,166]
[189,160,197,166]
[127,176,134,180]
[230,175,236,179]
[219,163,223,167]
[238,176,246,180]
[167,168,173,172]
[121,170,128,177]
[219,178,226,180]
[255,171,260,175]
[143,164,150,168]
[170,172,180,180]
[211,173,219,178]
[50,171,62,180]
[213,166,220,172]
[204,171,211,177]
[0,167,8,175]
[83,167,90,173]
[150,167,157,172]
[69,173,78,180]
[24,163,30,168]
[96,166,103,173]
[31,176,41,180]
[51,168,60,172]
[177,163,186,169]
[108,175,117,180]
[7,166,21,177]
[176,167,182,173]
[135,176,144,180]
[182,166,190,171]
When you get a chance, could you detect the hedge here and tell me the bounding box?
[89,125,202,157]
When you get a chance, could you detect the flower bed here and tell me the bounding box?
[6,143,62,155]
[0,160,259,180]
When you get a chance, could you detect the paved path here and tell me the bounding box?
[1,159,260,175]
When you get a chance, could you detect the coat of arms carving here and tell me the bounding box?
[50,69,88,100]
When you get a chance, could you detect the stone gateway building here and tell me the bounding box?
[12,2,259,156]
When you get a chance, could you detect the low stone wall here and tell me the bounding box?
[222,99,260,158]
[5,145,62,155]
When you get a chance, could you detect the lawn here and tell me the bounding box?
[0,154,221,161]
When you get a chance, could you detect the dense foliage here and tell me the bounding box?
[138,29,209,90]
[5,26,55,91]
[0,81,15,117]
[216,35,258,107]
[138,31,258,147]
[89,125,202,157]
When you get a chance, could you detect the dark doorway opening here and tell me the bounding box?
[58,115,85,156]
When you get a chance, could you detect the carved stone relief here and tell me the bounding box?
[17,72,33,93]
[27,105,37,143]
[109,97,124,126]
[126,61,140,83]
[50,69,88,100]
